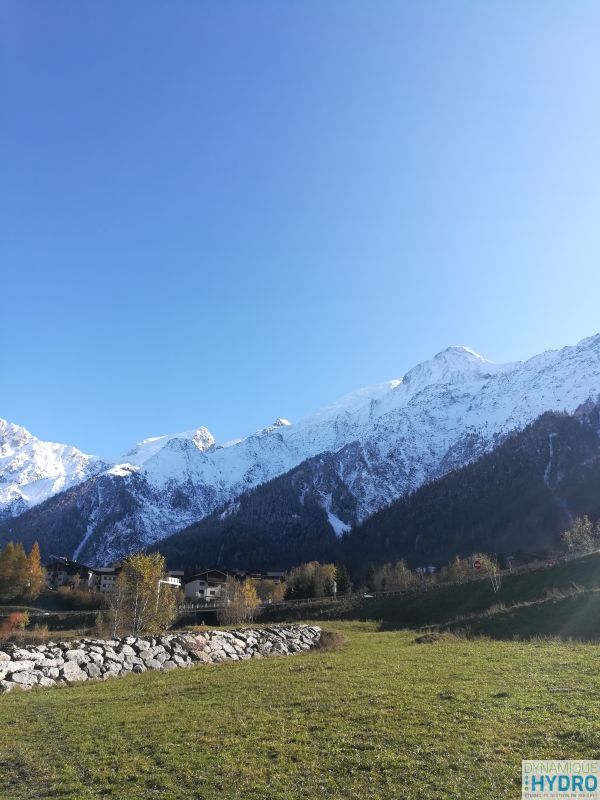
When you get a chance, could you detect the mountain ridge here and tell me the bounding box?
[156,399,600,572]
[2,332,600,564]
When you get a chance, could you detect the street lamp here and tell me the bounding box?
[156,578,174,611]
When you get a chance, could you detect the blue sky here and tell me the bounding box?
[2,1,599,457]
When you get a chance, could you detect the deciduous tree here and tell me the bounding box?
[25,542,45,600]
[561,516,600,555]
[217,576,260,624]
[285,562,337,599]
[106,553,178,637]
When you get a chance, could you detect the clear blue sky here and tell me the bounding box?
[2,1,599,457]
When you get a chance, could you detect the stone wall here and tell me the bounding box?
[0,625,322,693]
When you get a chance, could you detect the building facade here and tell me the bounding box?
[183,569,229,603]
[45,558,182,594]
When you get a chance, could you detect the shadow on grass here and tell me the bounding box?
[443,590,600,642]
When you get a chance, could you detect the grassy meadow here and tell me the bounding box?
[1,621,600,799]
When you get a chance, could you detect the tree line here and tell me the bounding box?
[367,552,502,594]
[284,562,352,599]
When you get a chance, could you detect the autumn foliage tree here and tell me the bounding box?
[0,541,46,601]
[105,553,178,637]
[370,560,418,592]
[284,562,337,599]
[251,578,286,604]
[217,577,260,625]
[0,542,16,600]
[0,611,29,641]
[25,542,45,600]
[470,552,502,593]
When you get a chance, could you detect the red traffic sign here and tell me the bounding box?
[473,559,482,571]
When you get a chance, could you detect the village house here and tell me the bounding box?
[45,558,183,594]
[183,569,230,603]
[45,558,100,590]
[183,569,285,604]
[46,558,284,605]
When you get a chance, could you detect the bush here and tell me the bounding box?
[0,611,29,641]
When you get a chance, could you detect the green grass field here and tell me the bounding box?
[1,621,599,799]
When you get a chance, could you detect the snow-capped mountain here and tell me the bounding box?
[0,419,105,521]
[2,333,600,564]
[157,398,600,570]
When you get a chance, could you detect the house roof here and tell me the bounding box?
[45,558,99,574]
[184,569,231,584]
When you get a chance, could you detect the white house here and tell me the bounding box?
[183,569,230,603]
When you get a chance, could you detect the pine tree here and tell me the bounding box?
[25,542,45,600]
[335,563,352,594]
[366,564,377,592]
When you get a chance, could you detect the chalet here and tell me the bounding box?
[183,569,285,603]
[45,558,100,590]
[96,566,121,593]
[183,569,230,602]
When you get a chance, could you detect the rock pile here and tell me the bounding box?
[0,625,322,693]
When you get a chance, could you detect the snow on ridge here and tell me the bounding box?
[104,463,140,478]
[0,417,102,512]
[254,418,293,436]
[292,380,402,429]
[122,426,216,467]
[4,331,600,563]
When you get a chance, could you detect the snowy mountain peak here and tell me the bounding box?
[399,344,507,397]
[123,426,216,466]
[258,418,292,435]
[273,417,291,428]
[0,418,35,449]
[433,345,488,362]
[190,427,216,451]
[0,419,102,519]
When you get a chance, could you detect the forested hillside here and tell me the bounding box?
[159,403,600,573]
[157,453,353,571]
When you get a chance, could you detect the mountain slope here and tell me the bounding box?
[157,401,600,572]
[2,333,600,564]
[0,419,104,520]
[156,452,357,571]
[340,400,600,572]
